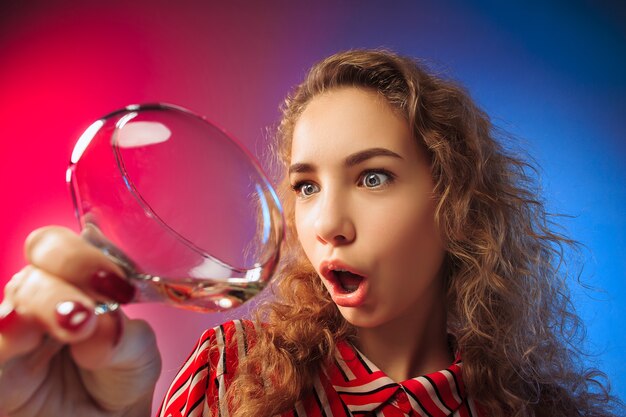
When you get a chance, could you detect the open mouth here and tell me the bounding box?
[332,270,364,293]
[320,261,369,307]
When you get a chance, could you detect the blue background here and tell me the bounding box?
[0,0,623,412]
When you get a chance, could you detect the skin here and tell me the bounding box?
[290,87,452,381]
[0,227,160,417]
[0,86,452,414]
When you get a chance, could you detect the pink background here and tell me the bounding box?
[1,1,624,411]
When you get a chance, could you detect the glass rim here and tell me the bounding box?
[67,102,284,277]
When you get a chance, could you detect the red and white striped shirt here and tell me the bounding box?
[158,320,485,417]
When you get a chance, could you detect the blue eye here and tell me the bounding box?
[360,171,392,188]
[292,182,319,198]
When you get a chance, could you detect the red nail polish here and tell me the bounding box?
[111,310,124,347]
[90,270,136,304]
[0,306,17,332]
[56,301,92,331]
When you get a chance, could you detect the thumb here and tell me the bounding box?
[69,308,124,370]
[72,316,162,412]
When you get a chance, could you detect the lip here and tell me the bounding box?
[319,260,369,308]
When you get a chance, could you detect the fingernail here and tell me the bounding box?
[111,311,124,347]
[90,270,135,304]
[56,301,92,331]
[0,305,17,331]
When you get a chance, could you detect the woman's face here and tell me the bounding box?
[289,87,446,329]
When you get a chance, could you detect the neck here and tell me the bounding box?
[353,293,452,382]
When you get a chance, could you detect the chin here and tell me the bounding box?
[337,306,386,329]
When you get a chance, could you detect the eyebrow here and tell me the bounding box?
[288,147,403,175]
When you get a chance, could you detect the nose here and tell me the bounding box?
[313,190,356,246]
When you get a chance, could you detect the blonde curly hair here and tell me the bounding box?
[226,49,621,417]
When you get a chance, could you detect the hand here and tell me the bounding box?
[0,227,161,417]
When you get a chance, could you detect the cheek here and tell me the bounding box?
[367,198,444,274]
[294,206,316,258]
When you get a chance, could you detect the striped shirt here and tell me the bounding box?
[158,320,485,417]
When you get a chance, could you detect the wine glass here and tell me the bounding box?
[66,103,283,312]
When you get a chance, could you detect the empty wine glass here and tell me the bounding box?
[67,103,283,312]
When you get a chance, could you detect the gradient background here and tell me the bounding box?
[0,0,624,413]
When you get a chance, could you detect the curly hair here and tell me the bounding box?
[226,49,621,416]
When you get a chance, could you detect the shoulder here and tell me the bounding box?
[157,319,261,417]
[196,319,259,355]
[182,319,260,377]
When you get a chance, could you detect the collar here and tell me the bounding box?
[326,341,467,416]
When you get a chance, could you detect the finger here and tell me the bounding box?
[0,268,45,364]
[76,318,162,411]
[70,309,124,369]
[10,267,98,344]
[2,266,30,304]
[25,226,125,279]
[25,226,135,304]
[0,335,64,414]
[0,304,44,364]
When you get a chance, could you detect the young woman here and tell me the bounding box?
[0,50,620,417]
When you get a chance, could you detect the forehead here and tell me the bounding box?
[291,87,417,163]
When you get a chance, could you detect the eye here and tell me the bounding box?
[359,170,393,189]
[291,181,320,198]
